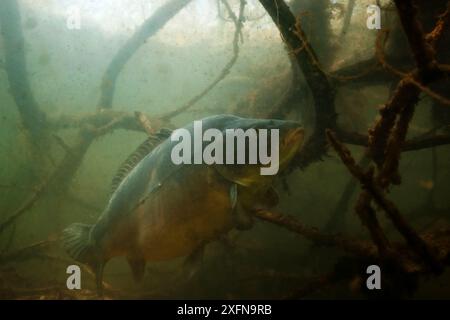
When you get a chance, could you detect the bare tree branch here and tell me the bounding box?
[0,180,49,234]
[259,0,336,168]
[336,128,450,151]
[98,0,192,109]
[252,209,375,258]
[0,0,46,138]
[160,0,246,120]
[327,130,442,273]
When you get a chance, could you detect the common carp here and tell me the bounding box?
[62,115,304,295]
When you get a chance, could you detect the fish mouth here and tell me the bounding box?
[279,127,304,169]
[283,127,304,149]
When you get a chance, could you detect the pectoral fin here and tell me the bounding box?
[230,184,238,210]
[127,255,146,283]
[238,186,279,211]
[183,245,204,280]
[95,260,105,298]
[230,184,254,230]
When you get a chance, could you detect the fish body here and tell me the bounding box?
[62,115,304,295]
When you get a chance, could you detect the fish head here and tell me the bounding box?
[215,117,304,187]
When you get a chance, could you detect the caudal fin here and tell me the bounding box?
[62,223,106,296]
[62,223,96,266]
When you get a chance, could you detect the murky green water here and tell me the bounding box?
[1,0,449,300]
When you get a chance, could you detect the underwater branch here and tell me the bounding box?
[258,0,336,168]
[160,0,246,121]
[97,0,192,110]
[0,0,46,139]
[252,209,375,258]
[326,130,442,273]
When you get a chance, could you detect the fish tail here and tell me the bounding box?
[62,223,107,296]
[62,223,97,267]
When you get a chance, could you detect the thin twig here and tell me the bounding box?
[0,180,49,234]
[327,130,442,273]
[252,209,375,258]
[135,111,156,135]
[160,0,246,120]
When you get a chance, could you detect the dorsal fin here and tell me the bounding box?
[111,128,172,194]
